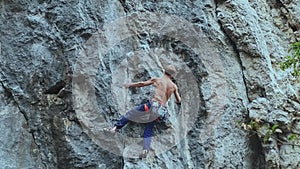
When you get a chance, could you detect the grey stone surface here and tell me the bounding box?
[0,0,299,169]
[0,85,42,169]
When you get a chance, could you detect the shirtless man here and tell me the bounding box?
[106,65,181,158]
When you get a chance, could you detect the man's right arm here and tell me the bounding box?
[174,85,181,103]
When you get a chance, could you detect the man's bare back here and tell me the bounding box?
[125,74,181,106]
[151,76,181,106]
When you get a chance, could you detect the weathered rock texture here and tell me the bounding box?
[0,0,299,169]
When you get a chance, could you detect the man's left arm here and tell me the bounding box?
[125,78,156,88]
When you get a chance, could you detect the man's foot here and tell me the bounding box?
[139,149,149,158]
[102,126,117,133]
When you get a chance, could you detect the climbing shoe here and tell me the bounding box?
[139,149,149,158]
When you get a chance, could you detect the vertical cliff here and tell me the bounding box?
[0,0,299,168]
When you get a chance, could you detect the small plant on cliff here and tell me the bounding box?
[237,119,300,146]
[280,41,300,77]
[288,133,300,143]
[263,123,281,144]
[238,119,282,143]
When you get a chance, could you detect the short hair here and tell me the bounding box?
[164,65,177,77]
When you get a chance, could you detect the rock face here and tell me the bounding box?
[0,0,299,169]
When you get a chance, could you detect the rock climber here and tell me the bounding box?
[104,65,181,158]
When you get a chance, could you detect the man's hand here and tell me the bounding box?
[124,83,131,88]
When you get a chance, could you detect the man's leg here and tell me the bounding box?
[110,103,150,132]
[110,109,134,132]
[114,116,129,129]
[139,121,156,158]
[143,121,156,151]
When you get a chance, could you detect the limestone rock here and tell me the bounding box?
[0,0,299,168]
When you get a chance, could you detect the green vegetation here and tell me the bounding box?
[280,41,300,77]
[288,133,300,143]
[237,119,300,146]
[263,123,281,144]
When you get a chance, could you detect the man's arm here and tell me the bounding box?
[125,78,156,88]
[174,85,181,103]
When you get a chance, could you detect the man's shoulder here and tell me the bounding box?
[169,79,177,86]
[150,77,159,82]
